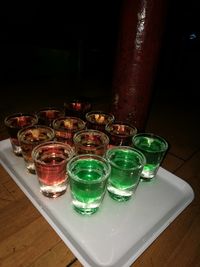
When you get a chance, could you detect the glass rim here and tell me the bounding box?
[85,110,115,121]
[67,153,111,183]
[73,129,110,146]
[64,99,92,107]
[132,132,169,152]
[105,145,146,170]
[105,121,137,137]
[17,125,55,144]
[52,116,86,131]
[32,140,74,165]
[4,113,38,127]
[36,107,64,113]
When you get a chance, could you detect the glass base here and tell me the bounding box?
[140,176,156,183]
[26,162,36,174]
[41,189,66,198]
[107,186,134,202]
[73,206,98,215]
[11,144,22,157]
[108,191,132,202]
[72,199,101,215]
[39,182,67,198]
[141,164,159,179]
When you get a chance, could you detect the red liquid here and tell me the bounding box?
[86,112,114,132]
[35,154,67,185]
[53,117,86,145]
[5,115,38,150]
[76,145,107,156]
[108,134,133,146]
[64,100,91,119]
[106,123,137,146]
[6,115,38,139]
[37,109,63,126]
[72,103,82,111]
[55,132,74,146]
[74,131,109,156]
[19,127,55,163]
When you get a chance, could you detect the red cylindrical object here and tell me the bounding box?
[111,0,166,131]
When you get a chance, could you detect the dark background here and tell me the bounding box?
[0,1,121,84]
[0,0,199,101]
[155,0,199,102]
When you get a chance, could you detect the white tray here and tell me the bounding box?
[0,139,194,267]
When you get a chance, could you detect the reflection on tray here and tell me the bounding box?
[0,139,194,267]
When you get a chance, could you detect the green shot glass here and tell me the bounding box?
[67,154,111,215]
[132,133,168,181]
[105,146,146,201]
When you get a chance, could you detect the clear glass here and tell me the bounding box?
[52,116,86,146]
[67,154,111,215]
[4,113,38,156]
[32,141,74,198]
[105,121,137,147]
[105,146,146,201]
[36,107,64,127]
[85,110,115,132]
[18,125,55,174]
[73,129,109,156]
[132,133,168,181]
[64,98,92,120]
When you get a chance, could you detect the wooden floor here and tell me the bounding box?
[0,79,199,267]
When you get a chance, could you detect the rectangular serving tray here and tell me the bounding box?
[0,139,194,267]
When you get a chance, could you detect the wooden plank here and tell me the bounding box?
[0,166,76,267]
[0,164,12,183]
[0,197,40,241]
[0,216,70,267]
[0,183,14,209]
[29,241,76,267]
[132,151,200,267]
[3,178,26,200]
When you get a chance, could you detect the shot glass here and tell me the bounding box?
[105,146,146,201]
[32,141,74,198]
[73,129,109,156]
[18,125,55,174]
[36,107,64,127]
[52,116,86,146]
[64,98,92,120]
[105,121,137,147]
[132,133,168,181]
[67,154,111,215]
[85,110,115,132]
[4,113,38,156]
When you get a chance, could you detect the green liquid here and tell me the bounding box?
[69,159,108,213]
[106,149,144,201]
[134,136,167,153]
[134,136,167,164]
[77,169,101,181]
[133,135,168,179]
[71,168,104,202]
[109,154,142,189]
